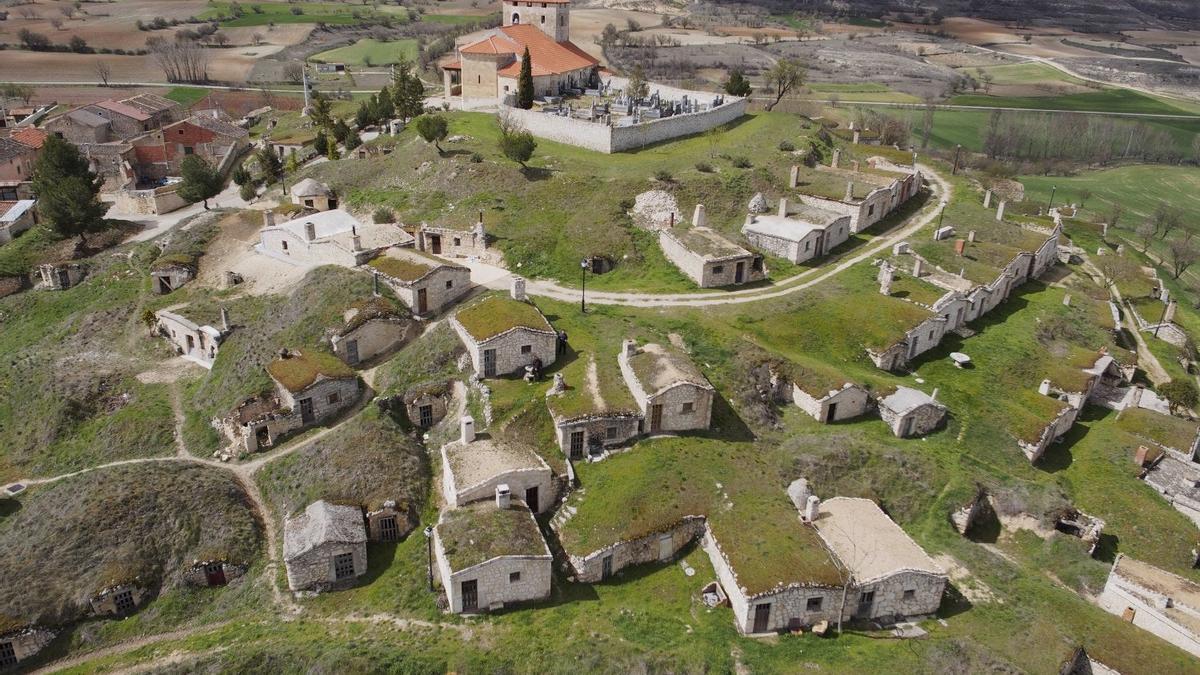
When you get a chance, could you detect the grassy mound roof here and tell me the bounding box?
[454,295,552,342]
[437,502,547,571]
[1116,408,1199,453]
[266,349,356,393]
[368,249,461,283]
[0,462,261,625]
[258,409,429,518]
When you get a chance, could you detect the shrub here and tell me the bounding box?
[373,208,395,224]
[238,182,256,202]
[778,140,795,152]
[653,169,673,183]
[695,161,713,173]
[731,156,752,169]
[470,152,483,163]
[290,6,303,15]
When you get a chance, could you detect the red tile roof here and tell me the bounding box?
[93,99,152,122]
[482,24,597,77]
[461,34,518,55]
[442,61,462,70]
[10,127,46,150]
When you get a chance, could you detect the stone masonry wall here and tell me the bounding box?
[447,555,553,613]
[852,570,946,621]
[881,402,946,438]
[657,229,708,285]
[285,540,367,591]
[648,383,713,432]
[457,324,558,378]
[568,516,706,583]
[793,384,871,423]
[1,627,56,666]
[1099,566,1200,658]
[554,413,642,457]
[332,319,413,366]
[277,377,360,426]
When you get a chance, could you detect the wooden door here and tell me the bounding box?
[461,579,478,611]
[430,235,442,254]
[417,287,428,314]
[114,589,136,615]
[483,349,497,377]
[753,603,771,633]
[299,398,315,424]
[650,404,663,433]
[826,402,838,423]
[601,555,613,580]
[346,339,359,365]
[204,562,227,587]
[734,262,744,283]
[525,486,539,513]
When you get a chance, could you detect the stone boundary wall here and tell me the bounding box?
[564,516,706,583]
[111,184,187,215]
[498,94,748,154]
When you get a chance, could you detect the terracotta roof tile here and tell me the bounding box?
[491,24,598,77]
[10,127,47,150]
[93,100,152,122]
[460,34,518,55]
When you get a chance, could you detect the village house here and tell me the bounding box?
[149,258,195,295]
[367,247,472,316]
[328,298,418,367]
[1022,351,1129,462]
[0,199,36,244]
[257,209,412,268]
[154,306,231,369]
[403,380,452,429]
[416,215,488,259]
[794,157,923,233]
[283,500,368,592]
[451,289,558,378]
[0,624,55,671]
[659,218,766,288]
[547,365,643,461]
[442,0,600,105]
[37,262,86,290]
[0,138,36,184]
[44,108,114,144]
[129,112,249,181]
[619,340,714,434]
[265,349,361,429]
[742,198,852,264]
[1098,554,1200,658]
[812,497,947,624]
[365,500,416,543]
[78,95,180,140]
[216,393,294,454]
[792,373,871,424]
[878,386,947,438]
[290,178,338,212]
[433,497,553,613]
[1137,409,1200,527]
[79,141,136,192]
[442,416,555,514]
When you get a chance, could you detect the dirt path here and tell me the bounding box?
[28,623,232,675]
[169,384,190,459]
[1078,256,1172,385]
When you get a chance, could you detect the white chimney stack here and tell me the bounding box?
[460,415,475,444]
[778,197,789,218]
[1038,379,1052,396]
[511,276,527,302]
[844,181,854,202]
[693,203,707,229]
[789,165,799,189]
[495,483,511,509]
[304,221,316,241]
[623,339,638,359]
[220,307,230,332]
[804,495,820,523]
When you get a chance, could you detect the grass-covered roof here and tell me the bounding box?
[455,295,553,342]
[266,349,356,393]
[437,502,548,571]
[368,248,462,283]
[1116,408,1198,453]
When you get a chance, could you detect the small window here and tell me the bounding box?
[328,392,340,405]
[183,146,194,155]
[805,241,811,251]
[445,280,453,289]
[903,589,916,600]
[54,131,64,139]
[521,345,532,354]
[806,597,823,611]
[304,199,314,207]
[478,75,482,84]
[928,330,934,340]
[540,15,546,23]
[453,237,461,246]
[606,425,618,440]
[712,265,724,274]
[333,552,355,580]
[281,240,289,251]
[681,402,694,415]
[868,204,875,216]
[510,571,521,583]
[178,128,185,135]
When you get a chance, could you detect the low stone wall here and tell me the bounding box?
[565,516,706,583]
[499,95,748,154]
[111,184,188,215]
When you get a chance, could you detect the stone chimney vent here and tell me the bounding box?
[220,307,230,332]
[844,181,854,202]
[263,211,275,228]
[511,276,527,302]
[304,221,316,241]
[1039,379,1052,396]
[778,197,789,218]
[693,203,707,229]
[495,484,511,509]
[623,339,639,359]
[460,415,475,444]
[804,495,820,523]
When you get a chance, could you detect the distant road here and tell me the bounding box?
[4,80,384,95]
[761,97,1200,120]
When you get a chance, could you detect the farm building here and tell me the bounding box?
[79,95,180,140]
[257,209,411,268]
[441,416,555,514]
[566,516,707,584]
[0,199,36,244]
[0,138,36,184]
[794,158,922,233]
[812,497,947,624]
[546,351,643,460]
[451,292,558,378]
[182,559,247,588]
[129,113,249,182]
[659,225,765,288]
[283,500,368,592]
[44,108,113,144]
[878,387,946,438]
[433,498,553,614]
[265,349,361,429]
[365,500,415,543]
[791,367,871,423]
[149,259,195,295]
[619,340,714,434]
[328,298,418,367]
[36,262,86,290]
[403,380,453,429]
[441,0,599,104]
[153,307,231,369]
[1098,554,1200,658]
[367,248,472,316]
[0,624,55,671]
[741,199,852,264]
[416,217,488,258]
[290,178,338,212]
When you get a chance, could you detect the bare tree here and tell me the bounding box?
[1136,221,1156,252]
[60,5,76,19]
[16,6,39,20]
[1169,234,1199,279]
[1108,202,1124,230]
[148,37,210,83]
[763,57,805,111]
[1095,254,1137,290]
[49,17,63,30]
[94,61,112,87]
[282,61,305,85]
[979,70,995,94]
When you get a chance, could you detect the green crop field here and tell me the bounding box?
[961,62,1089,87]
[165,86,211,108]
[310,38,419,67]
[420,13,491,25]
[949,87,1195,116]
[201,1,410,27]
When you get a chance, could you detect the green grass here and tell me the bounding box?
[200,1,410,27]
[950,88,1195,116]
[310,38,419,67]
[165,87,211,108]
[961,62,1089,87]
[420,13,490,25]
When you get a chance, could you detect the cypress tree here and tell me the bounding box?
[517,47,534,109]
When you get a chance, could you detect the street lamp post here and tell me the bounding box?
[423,525,434,591]
[580,258,589,314]
[1048,186,1057,213]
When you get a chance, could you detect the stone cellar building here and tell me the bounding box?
[451,293,558,378]
[619,340,714,434]
[283,500,368,592]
